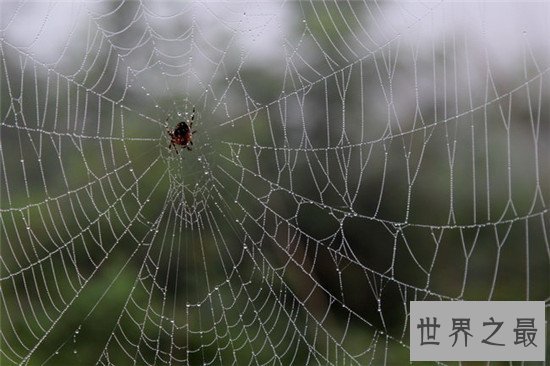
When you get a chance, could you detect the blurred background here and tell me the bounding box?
[0,1,548,365]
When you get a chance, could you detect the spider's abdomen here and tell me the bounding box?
[167,114,195,153]
[170,122,192,147]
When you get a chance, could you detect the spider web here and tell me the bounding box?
[1,1,548,365]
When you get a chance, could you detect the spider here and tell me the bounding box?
[166,107,197,154]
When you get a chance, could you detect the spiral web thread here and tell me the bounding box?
[0,1,548,365]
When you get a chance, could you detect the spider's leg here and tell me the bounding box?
[192,130,197,134]
[187,146,192,151]
[190,141,193,145]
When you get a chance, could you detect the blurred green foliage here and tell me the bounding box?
[1,1,548,365]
